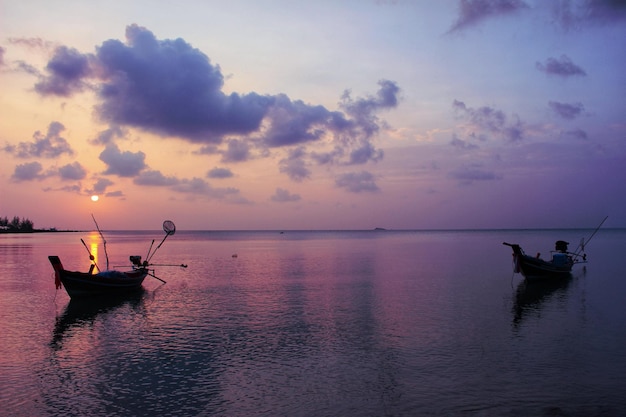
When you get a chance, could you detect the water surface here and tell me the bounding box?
[1,229,625,416]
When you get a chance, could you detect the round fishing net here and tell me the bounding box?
[163,220,176,235]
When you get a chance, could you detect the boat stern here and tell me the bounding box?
[48,255,64,289]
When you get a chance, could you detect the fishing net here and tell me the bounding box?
[163,220,176,235]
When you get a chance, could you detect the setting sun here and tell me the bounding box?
[90,195,99,202]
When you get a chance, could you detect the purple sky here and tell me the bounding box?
[1,0,625,230]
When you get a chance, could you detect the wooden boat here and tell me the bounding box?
[49,255,149,298]
[503,217,607,281]
[49,218,185,298]
[502,241,581,280]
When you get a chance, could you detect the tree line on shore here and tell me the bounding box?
[0,216,40,233]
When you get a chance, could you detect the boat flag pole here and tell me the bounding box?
[91,214,110,270]
[573,215,608,257]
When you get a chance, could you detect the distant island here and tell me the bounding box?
[0,215,64,233]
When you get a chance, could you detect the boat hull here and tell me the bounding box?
[514,254,572,281]
[49,256,148,298]
[59,269,148,298]
[504,243,574,281]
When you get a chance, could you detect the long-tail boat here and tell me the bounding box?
[503,216,607,280]
[49,218,186,298]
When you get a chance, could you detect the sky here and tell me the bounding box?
[1,0,625,230]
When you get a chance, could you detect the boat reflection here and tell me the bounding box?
[50,290,147,350]
[511,275,572,328]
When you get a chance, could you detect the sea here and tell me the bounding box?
[1,229,625,416]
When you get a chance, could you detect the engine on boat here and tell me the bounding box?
[130,255,142,266]
[555,240,569,253]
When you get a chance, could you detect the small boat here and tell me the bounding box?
[503,216,607,281]
[49,255,149,298]
[49,218,186,298]
[502,240,582,280]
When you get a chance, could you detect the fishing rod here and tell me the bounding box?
[145,239,155,263]
[123,261,187,269]
[573,215,608,257]
[80,238,101,272]
[148,271,167,284]
[125,259,187,269]
[91,214,110,270]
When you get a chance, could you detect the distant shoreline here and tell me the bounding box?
[0,229,84,234]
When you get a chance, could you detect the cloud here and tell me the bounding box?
[105,190,125,198]
[536,55,587,77]
[448,0,529,32]
[548,101,585,120]
[35,46,92,96]
[270,188,301,202]
[339,79,400,140]
[15,61,41,76]
[31,25,400,147]
[12,161,43,181]
[270,79,397,168]
[279,147,311,182]
[90,126,126,145]
[207,167,233,179]
[448,164,502,184]
[450,135,480,150]
[4,121,74,158]
[443,0,626,33]
[584,0,626,21]
[57,184,82,194]
[335,171,380,193]
[449,1,623,34]
[92,177,115,193]
[99,143,146,177]
[453,100,524,142]
[8,37,56,51]
[261,79,397,168]
[171,177,239,199]
[261,95,339,147]
[31,25,400,183]
[561,128,589,141]
[58,161,87,180]
[551,0,626,29]
[221,139,250,163]
[193,145,220,156]
[94,24,271,142]
[349,142,384,164]
[132,170,241,200]
[0,47,4,66]
[133,169,180,186]
[310,147,343,165]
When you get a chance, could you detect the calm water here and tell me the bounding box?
[1,229,626,416]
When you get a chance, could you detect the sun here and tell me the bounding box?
[90,195,99,202]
